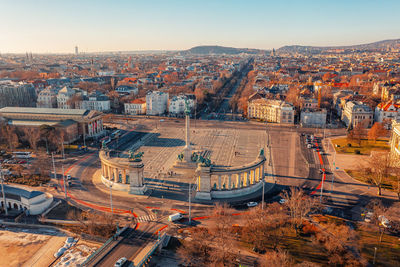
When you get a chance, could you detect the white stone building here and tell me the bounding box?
[169,94,196,115]
[79,91,111,112]
[248,99,294,124]
[57,86,76,109]
[0,185,53,215]
[341,101,373,128]
[300,108,327,128]
[389,121,400,167]
[374,101,400,128]
[124,98,146,115]
[146,91,169,115]
[36,87,58,108]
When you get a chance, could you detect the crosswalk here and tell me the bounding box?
[133,214,157,223]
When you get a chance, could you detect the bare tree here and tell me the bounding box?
[364,152,391,196]
[2,125,19,150]
[368,122,387,143]
[282,187,318,234]
[347,121,367,146]
[23,127,41,151]
[177,227,213,266]
[260,249,293,267]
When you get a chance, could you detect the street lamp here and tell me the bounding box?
[109,181,113,214]
[320,170,325,203]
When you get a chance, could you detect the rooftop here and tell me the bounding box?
[0,107,89,116]
[0,185,44,200]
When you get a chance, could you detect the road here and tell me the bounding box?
[92,222,161,267]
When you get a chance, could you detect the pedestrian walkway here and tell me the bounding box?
[134,214,157,223]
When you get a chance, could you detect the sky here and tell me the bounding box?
[0,0,399,53]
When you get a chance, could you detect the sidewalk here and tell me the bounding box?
[321,136,398,205]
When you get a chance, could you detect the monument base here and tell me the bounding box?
[195,191,212,200]
[174,160,197,169]
[129,185,148,195]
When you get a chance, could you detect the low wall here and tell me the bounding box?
[211,179,264,199]
[101,175,130,192]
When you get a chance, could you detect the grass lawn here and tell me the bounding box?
[345,169,397,191]
[331,137,389,155]
[314,215,400,266]
[357,224,400,266]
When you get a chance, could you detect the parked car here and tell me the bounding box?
[378,215,391,228]
[247,202,258,207]
[66,175,72,180]
[53,247,67,258]
[364,211,373,223]
[279,198,286,204]
[114,257,127,267]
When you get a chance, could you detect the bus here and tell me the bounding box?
[110,130,121,140]
[12,151,33,159]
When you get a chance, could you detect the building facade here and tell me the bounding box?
[300,108,327,128]
[389,121,400,167]
[146,91,169,115]
[79,92,111,112]
[341,101,373,128]
[36,87,58,108]
[57,86,76,109]
[0,81,37,108]
[247,99,294,124]
[124,99,146,115]
[0,107,104,138]
[374,101,400,128]
[169,94,196,115]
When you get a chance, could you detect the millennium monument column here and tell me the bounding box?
[183,100,192,163]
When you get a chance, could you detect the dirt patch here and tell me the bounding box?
[0,230,50,267]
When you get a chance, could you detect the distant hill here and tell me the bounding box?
[184,45,262,55]
[277,39,400,53]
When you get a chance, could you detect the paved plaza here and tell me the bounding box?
[127,121,268,181]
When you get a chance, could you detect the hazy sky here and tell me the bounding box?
[1,0,399,53]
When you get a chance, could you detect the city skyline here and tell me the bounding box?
[1,0,400,53]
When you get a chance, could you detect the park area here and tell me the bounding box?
[331,137,389,155]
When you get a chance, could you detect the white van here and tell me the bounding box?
[168,213,183,222]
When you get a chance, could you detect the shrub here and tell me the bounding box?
[355,150,361,154]
[347,143,352,147]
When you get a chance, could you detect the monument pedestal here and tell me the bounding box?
[128,161,147,195]
[194,164,212,201]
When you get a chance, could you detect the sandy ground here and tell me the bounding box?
[0,229,57,267]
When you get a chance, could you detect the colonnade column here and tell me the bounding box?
[114,168,118,182]
[218,175,221,190]
[228,174,232,190]
[247,170,251,186]
[123,169,127,184]
[237,173,241,188]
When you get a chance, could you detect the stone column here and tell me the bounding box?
[218,175,221,190]
[262,163,265,180]
[247,171,251,186]
[228,174,232,190]
[237,173,241,188]
[129,161,147,194]
[107,165,112,180]
[123,169,127,184]
[114,168,118,182]
[195,164,212,200]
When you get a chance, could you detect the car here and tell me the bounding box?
[159,119,165,122]
[114,257,127,267]
[378,215,391,228]
[247,202,258,207]
[307,144,312,149]
[53,247,67,258]
[66,175,71,180]
[65,237,75,246]
[364,211,373,223]
[279,198,286,204]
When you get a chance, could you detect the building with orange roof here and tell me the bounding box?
[374,100,400,128]
[124,98,146,115]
